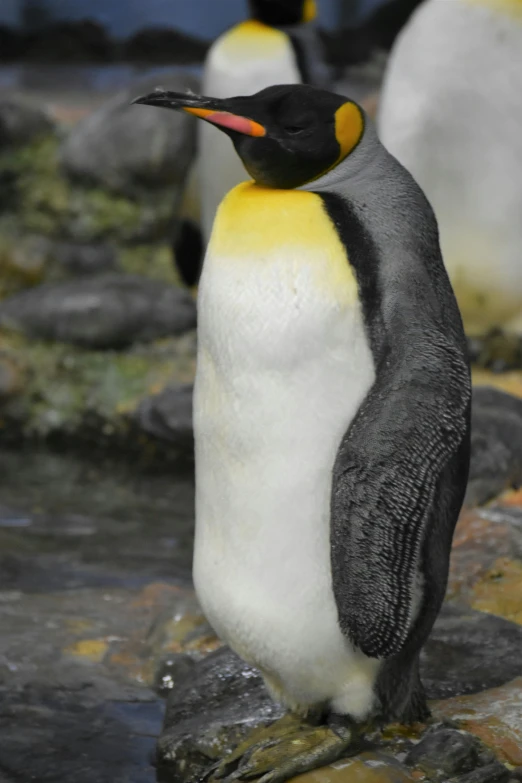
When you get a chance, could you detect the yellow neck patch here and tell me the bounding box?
[302,0,317,23]
[222,19,288,57]
[209,182,358,304]
[464,0,522,18]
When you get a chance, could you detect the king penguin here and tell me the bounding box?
[134,84,471,782]
[378,0,522,340]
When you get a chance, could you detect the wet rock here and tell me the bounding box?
[448,508,522,603]
[59,73,198,197]
[156,605,522,781]
[156,646,285,783]
[0,578,181,782]
[154,654,198,697]
[0,274,196,348]
[467,387,522,506]
[435,678,522,766]
[421,604,522,699]
[297,753,416,783]
[0,674,162,783]
[0,95,54,148]
[106,587,215,687]
[51,240,118,276]
[405,726,478,775]
[458,763,510,783]
[122,28,208,64]
[0,450,201,783]
[24,20,114,63]
[136,384,193,445]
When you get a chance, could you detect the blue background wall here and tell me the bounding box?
[1,0,22,26]
[1,0,388,38]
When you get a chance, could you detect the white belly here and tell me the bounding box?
[378,0,522,334]
[192,192,378,715]
[199,23,301,243]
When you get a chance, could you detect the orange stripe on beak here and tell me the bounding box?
[183,107,266,137]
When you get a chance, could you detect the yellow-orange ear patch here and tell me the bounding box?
[334,102,365,162]
[302,0,317,23]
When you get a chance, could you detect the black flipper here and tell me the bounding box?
[330,335,470,658]
[320,189,471,665]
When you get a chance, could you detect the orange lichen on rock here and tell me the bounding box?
[448,509,514,600]
[471,557,522,625]
[434,678,522,766]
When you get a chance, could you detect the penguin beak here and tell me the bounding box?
[132,89,267,138]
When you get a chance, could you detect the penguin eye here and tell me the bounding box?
[284,125,306,135]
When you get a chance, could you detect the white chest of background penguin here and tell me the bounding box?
[378,0,522,337]
[199,0,328,246]
[134,84,471,780]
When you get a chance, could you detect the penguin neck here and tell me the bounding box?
[302,121,386,200]
[238,19,280,35]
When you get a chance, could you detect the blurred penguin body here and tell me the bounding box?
[200,21,300,243]
[378,0,522,336]
[199,0,328,245]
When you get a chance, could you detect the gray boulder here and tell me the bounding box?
[0,273,196,349]
[136,383,193,444]
[51,241,118,276]
[0,95,55,148]
[59,72,198,197]
[468,386,522,506]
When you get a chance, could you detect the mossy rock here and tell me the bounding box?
[0,229,50,298]
[0,330,196,460]
[0,216,180,290]
[0,137,179,244]
[119,244,181,284]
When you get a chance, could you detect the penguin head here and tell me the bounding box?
[248,0,317,25]
[133,84,366,190]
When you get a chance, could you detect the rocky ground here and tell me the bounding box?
[1,62,522,783]
[1,444,522,783]
[0,71,200,465]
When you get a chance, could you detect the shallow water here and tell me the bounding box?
[0,447,195,592]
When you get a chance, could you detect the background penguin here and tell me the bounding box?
[135,83,471,782]
[377,0,522,342]
[173,0,330,287]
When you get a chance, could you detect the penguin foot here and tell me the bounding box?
[210,713,361,783]
[467,329,522,372]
